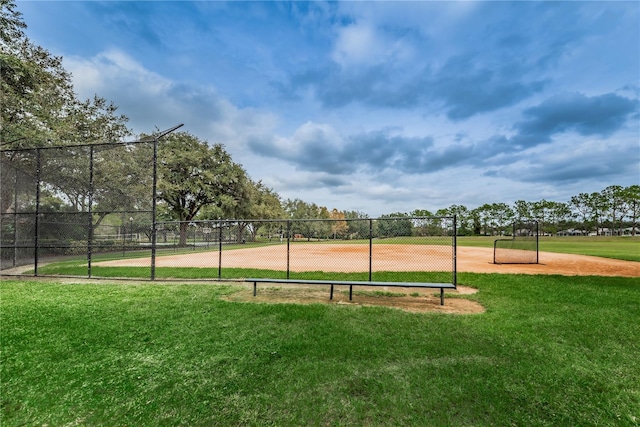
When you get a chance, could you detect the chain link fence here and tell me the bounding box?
[3,212,456,286]
[112,217,456,284]
[1,141,156,274]
[1,141,455,285]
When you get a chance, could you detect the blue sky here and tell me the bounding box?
[19,1,639,216]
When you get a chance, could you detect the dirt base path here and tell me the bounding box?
[222,284,484,314]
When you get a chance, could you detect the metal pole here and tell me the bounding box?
[453,215,457,288]
[536,221,539,264]
[286,220,291,279]
[369,218,373,282]
[12,166,18,268]
[150,138,158,280]
[122,218,126,257]
[34,148,41,276]
[218,220,223,280]
[87,146,94,278]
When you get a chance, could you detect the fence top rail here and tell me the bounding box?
[0,124,183,153]
[157,216,455,225]
[1,139,148,154]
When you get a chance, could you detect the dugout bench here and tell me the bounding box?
[245,278,456,305]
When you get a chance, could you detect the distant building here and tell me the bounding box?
[557,229,588,236]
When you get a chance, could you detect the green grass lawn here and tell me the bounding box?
[457,235,640,262]
[2,275,639,426]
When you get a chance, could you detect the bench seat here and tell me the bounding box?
[245,278,456,305]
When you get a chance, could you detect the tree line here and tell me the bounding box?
[269,185,640,238]
[1,1,638,248]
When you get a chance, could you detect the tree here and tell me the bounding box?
[472,204,493,235]
[601,185,627,236]
[531,200,554,235]
[445,204,471,235]
[0,0,25,44]
[622,185,640,236]
[490,203,514,235]
[570,193,595,234]
[1,1,73,213]
[513,200,533,222]
[157,132,247,246]
[377,212,412,237]
[589,192,608,235]
[330,209,348,239]
[232,179,283,242]
[1,0,133,223]
[283,198,332,240]
[343,210,370,239]
[1,35,74,146]
[547,201,571,234]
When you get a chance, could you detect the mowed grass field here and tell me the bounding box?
[1,238,639,426]
[458,235,640,262]
[2,276,640,426]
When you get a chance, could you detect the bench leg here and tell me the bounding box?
[349,285,353,301]
[330,284,334,300]
[253,282,257,297]
[440,288,444,305]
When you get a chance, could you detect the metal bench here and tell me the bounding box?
[245,278,456,305]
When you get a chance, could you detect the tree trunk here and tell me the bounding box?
[179,222,189,246]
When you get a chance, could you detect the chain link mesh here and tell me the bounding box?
[1,143,154,272]
[1,144,455,284]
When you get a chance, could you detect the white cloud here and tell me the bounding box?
[331,22,413,68]
[26,1,637,217]
[64,49,278,147]
[65,49,171,98]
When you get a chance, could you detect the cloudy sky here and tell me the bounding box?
[20,1,639,216]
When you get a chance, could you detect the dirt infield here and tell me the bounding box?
[99,244,640,277]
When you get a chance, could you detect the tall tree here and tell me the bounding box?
[0,0,25,44]
[377,212,412,237]
[513,200,533,222]
[570,193,596,234]
[157,132,247,246]
[531,200,555,235]
[330,209,348,239]
[444,204,470,235]
[232,179,283,242]
[622,185,640,236]
[1,0,133,220]
[601,185,627,236]
[343,210,370,239]
[588,192,608,235]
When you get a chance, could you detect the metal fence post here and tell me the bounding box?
[453,215,457,288]
[369,218,373,282]
[286,220,291,279]
[536,221,540,264]
[12,166,18,268]
[34,148,41,276]
[218,220,223,280]
[150,138,158,280]
[87,146,94,278]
